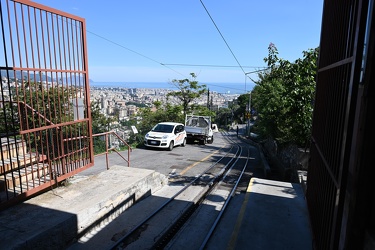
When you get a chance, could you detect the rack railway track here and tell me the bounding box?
[108,131,255,249]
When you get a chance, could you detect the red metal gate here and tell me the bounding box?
[0,0,93,209]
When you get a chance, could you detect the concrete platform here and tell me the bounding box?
[0,165,168,250]
[228,177,313,250]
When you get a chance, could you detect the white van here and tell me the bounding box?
[144,122,187,151]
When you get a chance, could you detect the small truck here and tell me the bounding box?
[185,115,214,145]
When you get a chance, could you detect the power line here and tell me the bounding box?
[86,29,187,78]
[205,82,251,93]
[199,0,247,75]
[161,63,266,68]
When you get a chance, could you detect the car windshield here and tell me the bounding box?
[152,124,174,133]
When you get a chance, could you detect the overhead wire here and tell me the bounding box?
[199,0,247,76]
[87,4,264,94]
[161,63,266,68]
[87,29,256,93]
[86,30,187,78]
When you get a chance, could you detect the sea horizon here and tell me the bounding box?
[90,81,254,94]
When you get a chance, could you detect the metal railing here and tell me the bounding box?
[93,131,131,169]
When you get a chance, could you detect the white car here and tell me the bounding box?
[144,122,187,151]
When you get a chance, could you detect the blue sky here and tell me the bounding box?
[33,0,323,88]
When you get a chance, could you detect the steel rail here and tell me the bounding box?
[156,131,248,249]
[108,135,239,250]
[150,131,247,249]
[199,133,251,249]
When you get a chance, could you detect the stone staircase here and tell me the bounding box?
[0,138,49,198]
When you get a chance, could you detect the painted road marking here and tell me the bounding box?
[227,177,255,249]
[180,146,225,175]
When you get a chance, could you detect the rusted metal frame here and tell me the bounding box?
[105,133,109,170]
[49,11,63,164]
[55,146,88,162]
[75,21,83,99]
[55,15,66,175]
[43,9,61,174]
[314,1,367,248]
[70,19,82,169]
[17,118,88,134]
[93,131,131,168]
[26,3,52,182]
[312,29,357,250]
[343,3,375,247]
[55,16,71,173]
[66,18,77,170]
[338,0,370,248]
[0,0,93,204]
[0,3,18,199]
[48,13,61,129]
[37,7,57,181]
[12,0,85,23]
[75,22,87,168]
[63,134,88,142]
[8,1,29,193]
[50,13,67,174]
[318,56,354,73]
[10,2,28,132]
[5,0,16,67]
[25,4,41,189]
[310,136,340,188]
[72,20,87,170]
[17,101,55,126]
[55,16,63,125]
[77,14,93,165]
[112,132,131,167]
[16,97,52,185]
[316,62,350,250]
[8,66,85,74]
[33,8,44,130]
[60,16,73,173]
[333,1,368,248]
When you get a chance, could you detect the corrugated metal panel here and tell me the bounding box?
[307,0,371,248]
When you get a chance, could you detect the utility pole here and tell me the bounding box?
[248,91,251,137]
[207,88,210,109]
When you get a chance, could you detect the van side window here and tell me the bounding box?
[175,126,180,133]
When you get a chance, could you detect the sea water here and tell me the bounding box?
[90,81,254,94]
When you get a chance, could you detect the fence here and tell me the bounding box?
[0,0,93,209]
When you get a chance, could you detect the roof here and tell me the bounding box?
[156,122,183,126]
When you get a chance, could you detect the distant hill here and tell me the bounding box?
[1,70,86,84]
[1,70,52,82]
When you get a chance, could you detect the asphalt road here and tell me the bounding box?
[79,131,233,178]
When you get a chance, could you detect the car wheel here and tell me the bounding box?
[208,136,214,144]
[168,141,174,151]
[182,138,186,147]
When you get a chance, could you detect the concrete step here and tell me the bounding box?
[0,138,26,161]
[0,153,47,174]
[1,163,51,191]
[0,165,168,249]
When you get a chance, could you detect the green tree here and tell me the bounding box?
[91,101,116,134]
[90,101,117,154]
[168,73,207,117]
[189,103,216,118]
[252,43,318,147]
[233,93,252,124]
[215,107,232,129]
